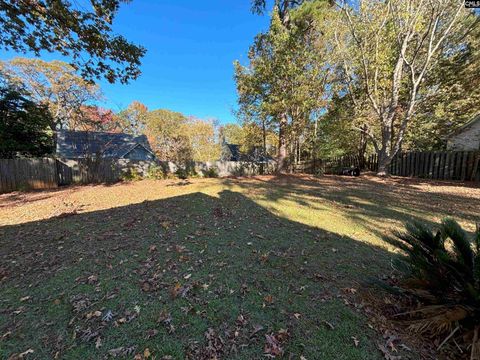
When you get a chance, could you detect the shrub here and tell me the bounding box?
[386,219,480,352]
[146,164,165,180]
[175,167,197,179]
[314,167,325,177]
[203,166,219,178]
[121,167,143,182]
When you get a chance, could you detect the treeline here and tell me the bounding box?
[0,58,224,162]
[235,0,480,174]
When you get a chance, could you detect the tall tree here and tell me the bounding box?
[405,13,480,150]
[116,101,149,135]
[236,1,333,170]
[76,105,117,132]
[333,0,467,174]
[184,118,221,162]
[0,0,146,83]
[1,58,102,132]
[145,110,220,163]
[219,124,244,145]
[145,109,191,162]
[0,74,53,158]
[251,0,334,23]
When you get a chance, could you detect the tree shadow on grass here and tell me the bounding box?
[0,189,402,360]
[219,174,480,241]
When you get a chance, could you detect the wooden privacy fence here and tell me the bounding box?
[0,158,278,193]
[0,158,58,193]
[293,150,480,182]
[0,158,151,193]
[56,159,138,185]
[388,151,479,181]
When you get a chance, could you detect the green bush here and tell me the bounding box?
[386,219,480,343]
[203,166,219,178]
[175,167,198,179]
[146,164,165,180]
[314,167,325,177]
[121,167,143,182]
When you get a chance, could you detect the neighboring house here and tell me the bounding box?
[220,142,273,162]
[56,130,156,161]
[248,146,274,163]
[447,115,480,151]
[221,143,243,161]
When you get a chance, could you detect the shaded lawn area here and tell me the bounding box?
[0,175,479,359]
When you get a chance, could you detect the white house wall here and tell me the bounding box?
[448,120,480,151]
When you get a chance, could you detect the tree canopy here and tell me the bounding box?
[0,0,146,83]
[237,0,478,174]
[0,73,53,158]
[1,58,102,132]
[145,109,220,163]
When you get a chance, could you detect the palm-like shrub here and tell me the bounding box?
[387,219,480,341]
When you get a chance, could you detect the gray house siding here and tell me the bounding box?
[124,145,156,161]
[447,117,480,151]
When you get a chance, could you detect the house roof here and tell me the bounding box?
[222,142,274,162]
[56,130,154,159]
[449,114,480,138]
[224,143,242,161]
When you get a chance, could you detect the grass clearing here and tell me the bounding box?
[1,175,479,359]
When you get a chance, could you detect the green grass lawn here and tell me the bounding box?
[1,175,478,359]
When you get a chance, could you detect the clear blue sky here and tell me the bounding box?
[0,1,270,124]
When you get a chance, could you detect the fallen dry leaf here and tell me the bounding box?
[85,310,102,319]
[251,324,264,337]
[352,336,360,347]
[264,294,274,304]
[108,346,136,357]
[322,320,335,330]
[7,348,34,360]
[146,329,159,339]
[87,275,98,284]
[264,334,283,357]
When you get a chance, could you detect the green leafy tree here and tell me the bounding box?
[236,1,332,170]
[0,0,146,83]
[145,109,220,163]
[116,101,149,135]
[145,109,191,162]
[251,0,334,23]
[0,74,53,157]
[219,122,277,157]
[219,124,244,145]
[184,118,221,162]
[332,0,468,174]
[404,14,480,150]
[316,95,361,159]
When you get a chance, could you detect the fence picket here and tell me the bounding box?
[2,151,480,194]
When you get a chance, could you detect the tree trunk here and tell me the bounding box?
[376,115,394,176]
[277,112,288,172]
[261,119,267,175]
[262,120,267,156]
[358,124,367,169]
[377,149,391,176]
